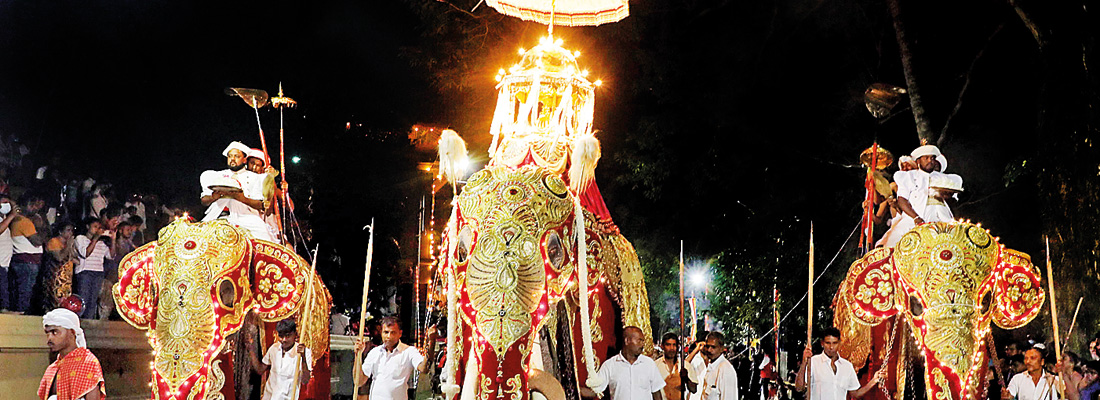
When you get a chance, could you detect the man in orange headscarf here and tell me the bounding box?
[38,308,105,400]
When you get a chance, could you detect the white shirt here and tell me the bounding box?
[807,353,860,400]
[261,343,314,400]
[74,235,111,274]
[361,342,425,400]
[656,356,699,400]
[591,353,665,400]
[1008,371,1061,400]
[0,226,12,267]
[701,355,738,400]
[200,169,275,241]
[689,353,708,400]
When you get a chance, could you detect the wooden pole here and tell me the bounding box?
[290,245,320,400]
[1045,237,1061,363]
[1064,297,1084,352]
[679,240,686,400]
[353,220,376,398]
[807,223,815,345]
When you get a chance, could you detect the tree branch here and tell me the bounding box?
[887,0,936,145]
[1006,0,1044,50]
[938,23,1005,147]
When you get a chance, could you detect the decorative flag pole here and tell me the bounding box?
[352,221,376,398]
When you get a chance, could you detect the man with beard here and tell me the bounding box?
[699,331,739,400]
[795,327,883,400]
[878,145,962,247]
[200,141,274,241]
[37,308,105,400]
[584,326,666,400]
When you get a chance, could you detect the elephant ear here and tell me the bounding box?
[834,247,896,368]
[250,240,314,322]
[114,242,158,329]
[991,248,1045,329]
[844,247,900,323]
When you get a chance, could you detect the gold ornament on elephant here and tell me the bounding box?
[459,165,572,355]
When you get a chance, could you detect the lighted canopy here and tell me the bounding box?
[486,0,628,26]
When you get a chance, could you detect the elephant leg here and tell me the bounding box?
[554,301,580,400]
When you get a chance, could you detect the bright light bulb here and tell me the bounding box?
[292,156,301,164]
[574,51,581,57]
[581,69,589,77]
[594,80,603,86]
[555,38,563,46]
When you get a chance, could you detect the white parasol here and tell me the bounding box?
[485,0,628,27]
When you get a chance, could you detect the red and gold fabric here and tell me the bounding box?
[834,222,1044,400]
[37,347,106,400]
[113,219,329,400]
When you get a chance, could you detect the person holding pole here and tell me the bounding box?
[795,327,884,400]
[353,317,437,400]
[1002,348,1062,400]
[248,319,312,400]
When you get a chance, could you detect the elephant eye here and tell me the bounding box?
[546,231,566,270]
[218,279,236,309]
[980,291,993,315]
[909,295,924,317]
[455,226,473,264]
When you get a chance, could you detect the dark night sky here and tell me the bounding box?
[0,0,1061,321]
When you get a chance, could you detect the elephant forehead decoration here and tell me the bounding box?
[455,164,575,355]
[842,222,1044,400]
[114,219,313,400]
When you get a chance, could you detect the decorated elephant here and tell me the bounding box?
[834,222,1045,400]
[432,36,653,400]
[113,218,330,400]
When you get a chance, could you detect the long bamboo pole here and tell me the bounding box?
[290,245,319,400]
[352,221,376,398]
[807,223,814,345]
[679,240,686,400]
[1046,237,1061,362]
[1064,297,1084,353]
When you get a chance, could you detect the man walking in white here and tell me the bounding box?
[200,141,274,242]
[584,326,666,400]
[795,327,883,400]
[700,331,738,400]
[354,317,437,400]
[1002,348,1062,400]
[249,319,312,400]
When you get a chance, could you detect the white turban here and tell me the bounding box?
[222,141,252,157]
[43,308,87,348]
[911,145,948,172]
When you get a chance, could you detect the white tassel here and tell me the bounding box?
[440,206,462,399]
[569,135,601,194]
[438,130,468,185]
[576,198,603,390]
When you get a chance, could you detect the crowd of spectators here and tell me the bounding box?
[0,145,186,319]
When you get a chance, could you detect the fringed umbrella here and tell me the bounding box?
[486,0,629,27]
